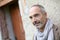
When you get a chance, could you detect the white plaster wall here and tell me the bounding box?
[19,0,60,40]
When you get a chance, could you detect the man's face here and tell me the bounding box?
[29,6,47,29]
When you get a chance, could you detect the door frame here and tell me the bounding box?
[9,2,25,40]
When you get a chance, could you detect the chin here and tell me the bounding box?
[36,25,43,29]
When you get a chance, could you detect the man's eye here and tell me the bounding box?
[29,16,32,19]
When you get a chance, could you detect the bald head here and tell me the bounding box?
[30,4,46,14]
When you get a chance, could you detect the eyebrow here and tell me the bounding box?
[34,14,39,17]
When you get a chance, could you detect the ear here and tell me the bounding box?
[45,12,47,16]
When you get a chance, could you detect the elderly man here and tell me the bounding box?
[29,4,60,40]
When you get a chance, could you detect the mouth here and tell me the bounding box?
[33,21,42,26]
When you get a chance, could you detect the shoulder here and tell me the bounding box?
[53,24,60,40]
[52,24,60,32]
[52,24,60,34]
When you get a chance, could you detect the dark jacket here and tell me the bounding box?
[53,24,60,40]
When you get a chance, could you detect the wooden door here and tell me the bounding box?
[9,2,25,40]
[0,8,10,40]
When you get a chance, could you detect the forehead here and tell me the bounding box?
[29,6,41,16]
